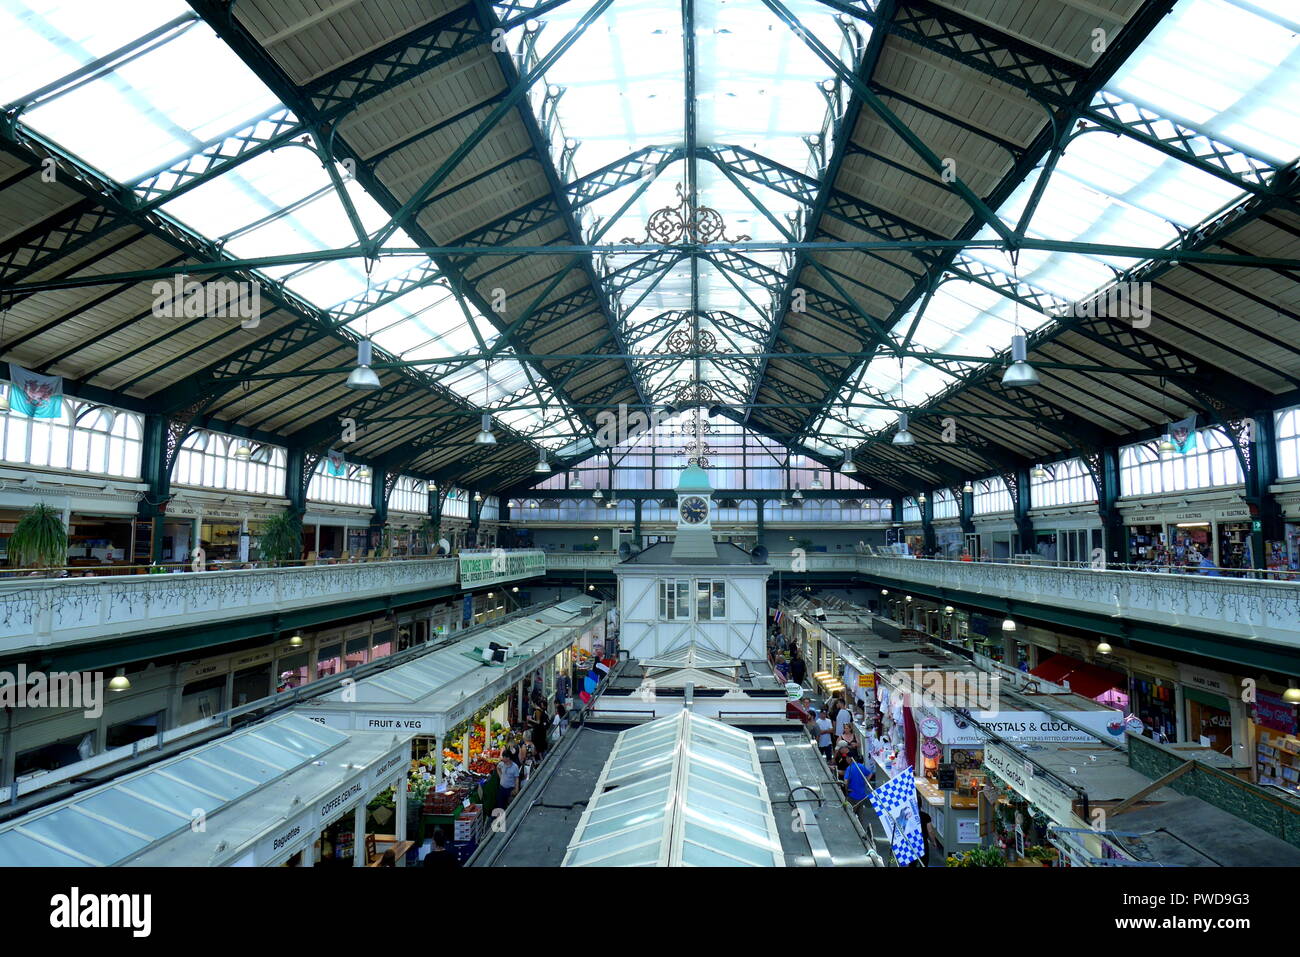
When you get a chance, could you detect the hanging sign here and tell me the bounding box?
[983,743,1079,826]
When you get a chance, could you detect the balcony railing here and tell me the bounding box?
[2,559,459,653]
[857,555,1300,648]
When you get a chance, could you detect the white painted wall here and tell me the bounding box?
[615,565,771,659]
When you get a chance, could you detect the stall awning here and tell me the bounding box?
[1031,655,1126,700]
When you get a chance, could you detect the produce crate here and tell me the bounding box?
[453,806,482,843]
[424,787,467,814]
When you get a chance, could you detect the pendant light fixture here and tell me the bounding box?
[1156,377,1175,455]
[592,483,603,501]
[840,448,856,473]
[792,484,803,501]
[809,475,823,490]
[232,380,253,459]
[473,490,482,503]
[962,480,974,494]
[1096,640,1113,655]
[944,605,954,615]
[1001,617,1017,632]
[288,633,304,648]
[0,303,9,412]
[474,360,496,444]
[1031,464,1048,479]
[917,492,927,505]
[1283,681,1300,704]
[357,465,371,479]
[570,472,583,490]
[1001,257,1039,387]
[892,356,915,445]
[108,668,131,692]
[534,446,551,472]
[347,259,382,390]
[892,412,915,446]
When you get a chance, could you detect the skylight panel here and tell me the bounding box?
[0,0,183,106]
[1106,0,1300,166]
[23,19,279,182]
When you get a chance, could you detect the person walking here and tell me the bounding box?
[841,749,874,829]
[529,692,549,757]
[789,651,807,686]
[496,752,519,809]
[814,709,834,762]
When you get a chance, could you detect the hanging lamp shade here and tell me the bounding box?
[474,412,496,445]
[592,485,604,501]
[962,480,974,494]
[1001,334,1040,387]
[232,442,252,460]
[809,476,823,490]
[346,339,382,390]
[108,669,131,692]
[1031,464,1048,478]
[892,412,915,446]
[792,485,803,500]
[534,447,551,472]
[840,449,856,473]
[1157,434,1176,454]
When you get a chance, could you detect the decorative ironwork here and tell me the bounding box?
[676,405,713,469]
[665,327,717,354]
[673,381,717,406]
[621,183,751,246]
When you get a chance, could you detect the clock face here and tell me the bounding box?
[680,496,709,525]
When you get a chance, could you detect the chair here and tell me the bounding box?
[364,833,377,865]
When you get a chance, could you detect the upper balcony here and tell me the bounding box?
[856,555,1300,653]
[1,549,546,657]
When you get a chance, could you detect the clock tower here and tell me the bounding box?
[671,465,716,560]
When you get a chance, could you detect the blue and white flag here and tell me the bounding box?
[866,764,926,866]
[8,365,62,418]
[325,449,347,477]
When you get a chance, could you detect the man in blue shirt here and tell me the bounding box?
[841,746,874,829]
[1199,549,1221,576]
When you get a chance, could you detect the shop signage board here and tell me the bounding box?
[1253,690,1298,734]
[935,707,1124,745]
[859,673,876,689]
[956,818,980,844]
[1177,663,1236,699]
[254,809,314,865]
[458,549,546,588]
[983,743,1079,826]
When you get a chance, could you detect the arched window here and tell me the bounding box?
[1279,407,1300,480]
[307,459,371,506]
[1030,458,1097,508]
[388,475,427,515]
[1119,429,1243,496]
[931,488,958,520]
[443,488,470,519]
[174,431,287,495]
[0,396,142,478]
[973,477,1013,515]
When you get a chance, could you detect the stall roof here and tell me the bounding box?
[315,618,553,707]
[563,710,784,868]
[0,713,347,867]
[1106,796,1300,867]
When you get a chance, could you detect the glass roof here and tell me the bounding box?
[817,0,1300,447]
[511,0,857,402]
[1,0,586,450]
[563,710,784,867]
[0,713,344,867]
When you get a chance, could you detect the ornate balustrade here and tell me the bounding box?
[857,556,1300,648]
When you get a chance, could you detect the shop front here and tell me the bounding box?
[1122,504,1256,571]
[1178,663,1243,754]
[1251,689,1300,794]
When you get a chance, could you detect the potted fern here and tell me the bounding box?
[9,503,68,574]
[257,510,302,567]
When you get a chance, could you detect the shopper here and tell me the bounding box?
[496,752,519,809]
[842,749,873,828]
[833,698,852,740]
[1199,549,1221,576]
[422,828,461,868]
[529,694,549,757]
[814,709,834,762]
[789,651,807,685]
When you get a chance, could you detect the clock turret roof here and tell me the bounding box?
[676,465,711,493]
